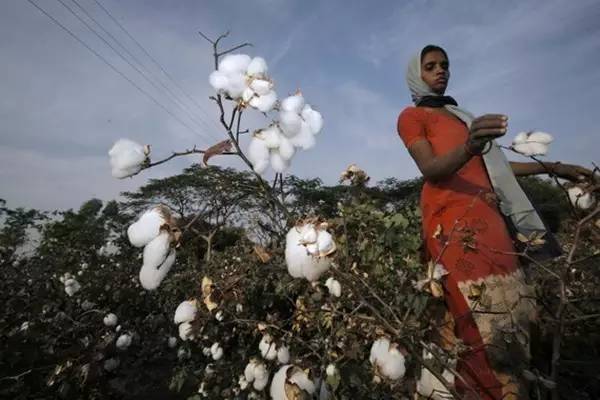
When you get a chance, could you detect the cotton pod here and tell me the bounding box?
[247,57,268,77]
[209,70,229,92]
[259,126,282,149]
[285,225,331,281]
[369,338,406,380]
[218,54,252,74]
[315,228,336,257]
[178,321,194,341]
[568,186,595,210]
[139,232,176,290]
[279,111,302,138]
[278,136,295,161]
[249,78,273,95]
[224,72,248,99]
[290,121,316,150]
[108,138,150,179]
[325,277,342,297]
[116,334,132,350]
[127,207,167,247]
[244,360,269,391]
[416,347,455,400]
[210,342,224,360]
[270,365,316,400]
[511,131,553,156]
[281,93,305,114]
[301,105,324,135]
[103,313,118,327]
[248,136,270,174]
[174,300,198,324]
[168,336,177,348]
[249,90,278,113]
[64,278,81,297]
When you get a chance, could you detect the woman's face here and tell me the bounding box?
[421,50,449,95]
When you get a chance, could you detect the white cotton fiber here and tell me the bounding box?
[249,90,278,113]
[174,300,197,324]
[270,150,290,173]
[568,186,595,210]
[224,72,247,99]
[178,321,194,341]
[316,230,335,256]
[218,54,251,74]
[370,338,406,380]
[249,78,272,95]
[242,86,256,103]
[277,346,290,364]
[108,139,149,179]
[302,105,324,135]
[290,121,316,150]
[116,334,132,350]
[261,126,282,149]
[209,70,229,92]
[325,277,341,297]
[527,131,554,144]
[139,248,175,290]
[246,57,268,77]
[142,231,171,269]
[248,136,270,173]
[103,313,118,327]
[278,136,295,161]
[416,348,454,400]
[279,111,302,137]
[281,93,305,114]
[127,207,166,247]
[285,226,331,281]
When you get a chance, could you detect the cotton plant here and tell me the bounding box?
[244,359,270,391]
[128,205,181,290]
[568,185,596,210]
[369,338,406,381]
[270,365,316,400]
[108,138,150,179]
[285,221,336,281]
[103,313,118,327]
[511,131,554,157]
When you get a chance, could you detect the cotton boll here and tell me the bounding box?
[278,136,295,161]
[127,208,165,247]
[417,349,454,400]
[528,131,554,144]
[103,313,118,327]
[242,87,256,103]
[259,335,277,360]
[209,70,229,92]
[302,105,324,135]
[512,132,529,144]
[270,150,290,173]
[64,278,81,296]
[299,224,318,244]
[211,342,224,360]
[247,57,268,77]
[179,321,194,341]
[104,358,120,372]
[568,186,595,210]
[302,258,331,282]
[253,159,270,175]
[239,375,249,390]
[270,365,290,400]
[248,137,270,171]
[279,111,302,137]
[174,300,198,324]
[253,363,269,391]
[142,231,171,269]
[244,361,257,382]
[260,126,282,149]
[139,247,176,290]
[316,230,335,256]
[254,375,269,391]
[218,54,252,74]
[277,346,290,364]
[108,139,149,179]
[289,368,316,395]
[325,277,342,297]
[249,78,273,95]
[225,72,248,99]
[326,364,337,377]
[250,90,278,113]
[285,226,331,281]
[168,336,177,348]
[281,93,305,114]
[370,338,391,365]
[290,121,316,150]
[116,334,132,350]
[380,347,406,380]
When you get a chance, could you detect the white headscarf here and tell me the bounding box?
[405,49,551,242]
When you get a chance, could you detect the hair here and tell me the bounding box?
[420,45,448,63]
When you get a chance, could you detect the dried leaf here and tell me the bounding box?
[468,282,486,301]
[201,276,218,311]
[432,224,443,239]
[430,281,444,298]
[202,139,233,166]
[253,245,272,263]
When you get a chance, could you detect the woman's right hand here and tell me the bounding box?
[466,114,508,153]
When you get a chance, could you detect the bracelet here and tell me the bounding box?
[464,140,492,156]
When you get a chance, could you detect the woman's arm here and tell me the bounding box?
[407,114,508,183]
[510,161,593,182]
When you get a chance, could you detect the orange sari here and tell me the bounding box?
[398,107,535,399]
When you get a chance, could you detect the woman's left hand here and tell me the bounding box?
[552,162,593,182]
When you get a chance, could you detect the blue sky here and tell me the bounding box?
[1,0,599,210]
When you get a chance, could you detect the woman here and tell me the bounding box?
[397,45,592,399]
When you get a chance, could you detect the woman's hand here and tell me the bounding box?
[552,162,593,182]
[466,114,508,154]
